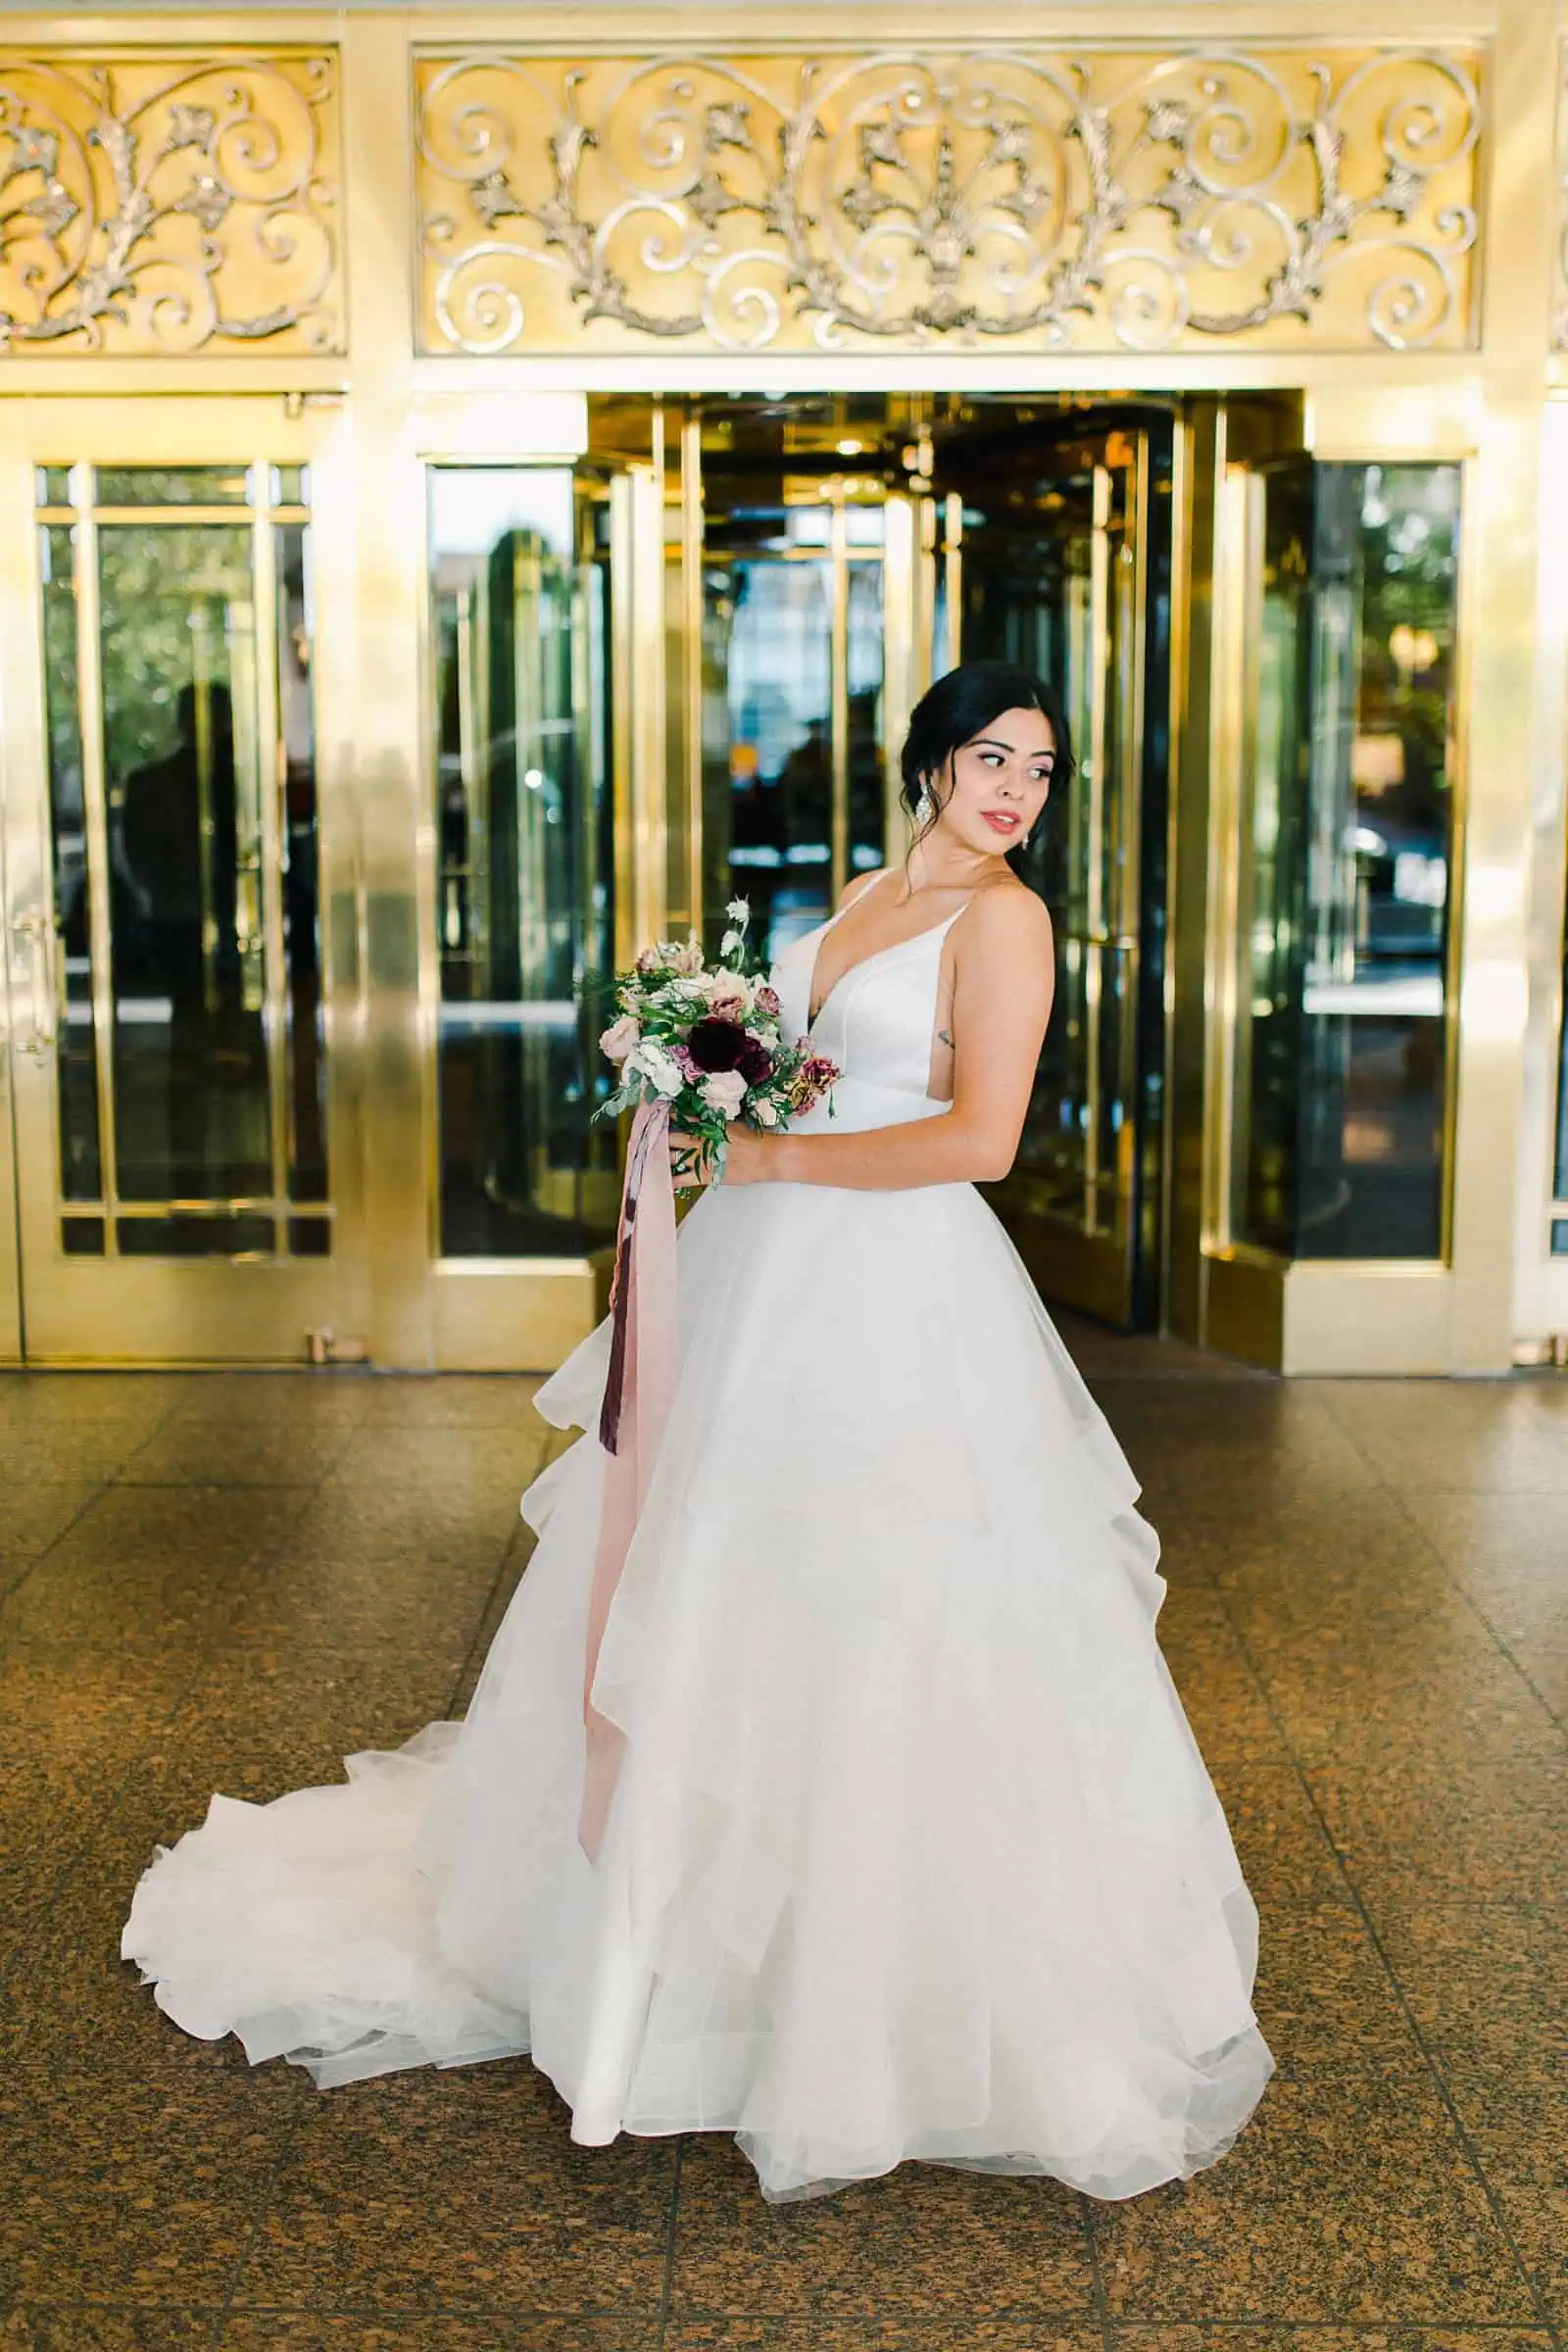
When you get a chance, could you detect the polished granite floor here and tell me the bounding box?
[1,1330,1565,2351]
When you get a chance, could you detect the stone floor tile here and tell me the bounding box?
[218,2321,659,2350]
[1306,1757,1568,1908]
[114,1421,354,1490]
[324,1426,551,1496]
[0,1422,165,1485]
[1242,1637,1564,1767]
[1368,1903,1568,2185]
[1102,2332,1554,2352]
[0,1487,101,1601]
[667,2326,1102,2349]
[0,2067,301,2309]
[158,1373,376,1427]
[667,2134,1095,2317]
[230,2065,672,2315]
[1492,2181,1568,2327]
[0,1488,312,1665]
[1152,1588,1287,1761]
[1090,2066,1537,2320]
[0,1371,187,1420]
[1314,1376,1568,1494]
[1207,1765,1352,1906]
[354,1374,549,1427]
[1,2311,220,2348]
[1250,1905,1429,2078]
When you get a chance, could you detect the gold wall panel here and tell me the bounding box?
[1555,37,1568,350]
[0,47,342,355]
[414,41,1482,359]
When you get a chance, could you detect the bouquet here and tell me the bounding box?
[593,896,840,1183]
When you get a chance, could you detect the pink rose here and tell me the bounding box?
[698,1069,748,1119]
[709,970,750,1014]
[755,984,781,1017]
[599,1013,640,1062]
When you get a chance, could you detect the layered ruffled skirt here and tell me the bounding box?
[123,1090,1273,2201]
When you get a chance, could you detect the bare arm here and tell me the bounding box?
[731,886,1054,1191]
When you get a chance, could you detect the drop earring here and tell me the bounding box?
[913,786,935,826]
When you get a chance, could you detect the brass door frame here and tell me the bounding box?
[1191,387,1490,1373]
[0,394,366,1364]
[1513,390,1568,1359]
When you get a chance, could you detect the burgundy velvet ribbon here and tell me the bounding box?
[580,1096,676,1860]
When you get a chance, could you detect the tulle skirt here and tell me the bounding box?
[122,1083,1274,2201]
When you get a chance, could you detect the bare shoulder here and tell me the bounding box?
[835,866,887,913]
[960,878,1054,966]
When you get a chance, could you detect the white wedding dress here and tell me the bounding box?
[123,875,1274,2202]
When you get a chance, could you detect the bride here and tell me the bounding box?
[123,660,1274,2204]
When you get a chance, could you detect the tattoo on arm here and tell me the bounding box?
[937,1027,954,1047]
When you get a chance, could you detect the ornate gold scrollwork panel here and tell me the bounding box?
[0,48,341,355]
[414,42,1482,357]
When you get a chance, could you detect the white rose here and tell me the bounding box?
[629,1041,684,1099]
[699,1069,747,1119]
[599,1013,640,1063]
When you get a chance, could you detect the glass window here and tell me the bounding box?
[1234,462,1460,1260]
[95,466,251,507]
[429,466,618,1259]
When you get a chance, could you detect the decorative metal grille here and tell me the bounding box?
[416,43,1482,357]
[0,49,341,355]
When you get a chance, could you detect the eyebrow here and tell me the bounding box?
[969,734,1055,763]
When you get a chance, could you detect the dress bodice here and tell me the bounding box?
[769,869,969,1110]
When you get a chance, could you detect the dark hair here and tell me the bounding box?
[900,660,1074,874]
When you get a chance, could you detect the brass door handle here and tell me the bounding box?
[10,909,56,1057]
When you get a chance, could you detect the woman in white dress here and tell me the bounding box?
[124,661,1274,2204]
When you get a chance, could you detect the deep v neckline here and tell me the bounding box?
[805,869,974,1031]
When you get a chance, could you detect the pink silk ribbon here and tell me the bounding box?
[580,1095,677,1860]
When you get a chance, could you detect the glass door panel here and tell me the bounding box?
[2,405,350,1360]
[1231,460,1460,1261]
[429,465,619,1260]
[941,426,1154,1325]
[699,444,890,966]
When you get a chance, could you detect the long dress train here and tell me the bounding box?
[122,877,1274,2203]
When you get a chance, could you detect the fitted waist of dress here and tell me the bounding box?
[790,1076,955,1136]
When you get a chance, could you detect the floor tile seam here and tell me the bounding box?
[1210,1587,1560,2335]
[444,1527,532,1718]
[0,1474,339,1980]
[0,1476,119,1624]
[1100,2325,1564,2337]
[1373,1488,1568,1743]
[211,2097,320,2346]
[655,2135,686,2352]
[1076,2186,1117,2352]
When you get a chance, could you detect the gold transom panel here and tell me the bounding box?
[0,48,342,356]
[415,42,1482,357]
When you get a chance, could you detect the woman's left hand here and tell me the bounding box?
[668,1126,767,1189]
[667,1128,716,1189]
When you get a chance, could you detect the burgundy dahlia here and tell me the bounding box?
[736,1036,774,1086]
[686,1016,747,1074]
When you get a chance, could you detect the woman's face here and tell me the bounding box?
[926,706,1057,854]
